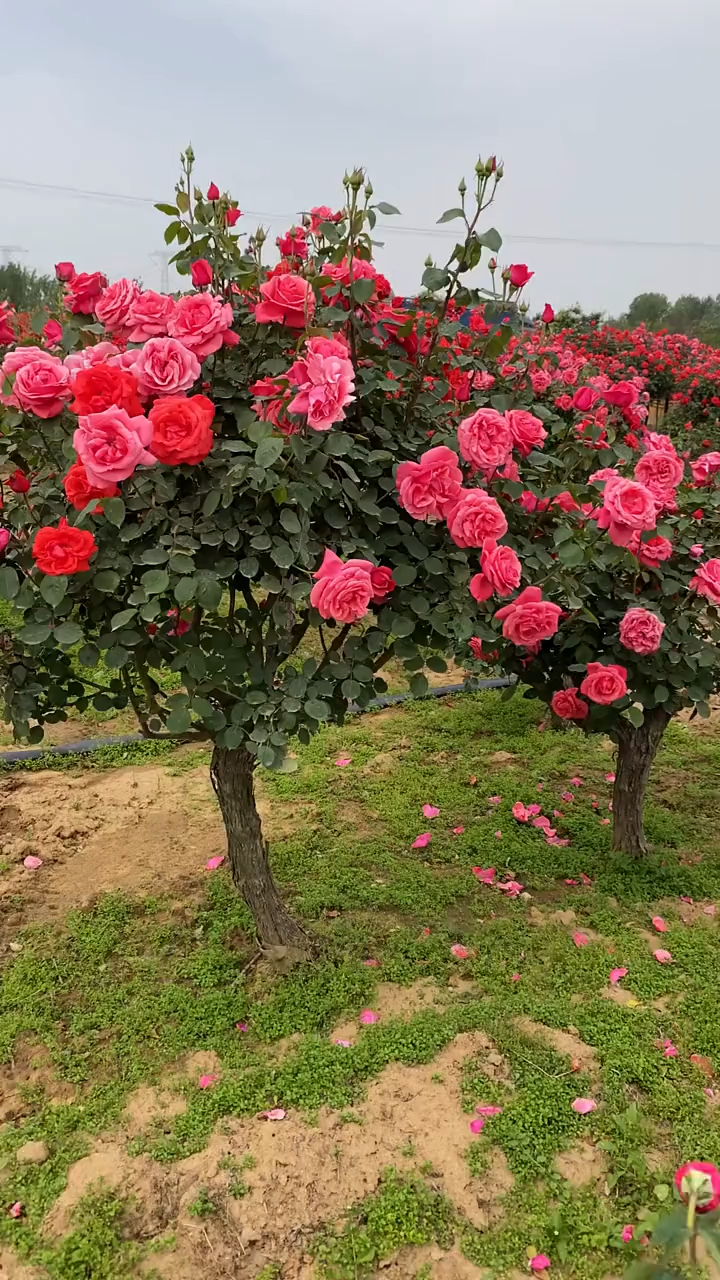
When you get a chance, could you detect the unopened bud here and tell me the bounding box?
[458,177,467,197]
[184,143,195,165]
[342,172,350,188]
[475,156,484,175]
[255,226,267,246]
[519,302,529,314]
[348,168,364,191]
[364,180,374,199]
[485,156,497,176]
[424,255,434,268]
[488,257,497,272]
[496,164,504,180]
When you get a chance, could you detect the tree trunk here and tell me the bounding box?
[210,745,308,954]
[612,708,670,857]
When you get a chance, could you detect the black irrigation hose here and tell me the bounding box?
[0,677,514,765]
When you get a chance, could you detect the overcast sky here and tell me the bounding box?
[3,0,720,315]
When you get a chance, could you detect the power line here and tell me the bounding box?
[2,174,720,252]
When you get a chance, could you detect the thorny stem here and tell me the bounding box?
[316,623,352,675]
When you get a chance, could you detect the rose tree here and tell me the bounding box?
[0,150,516,952]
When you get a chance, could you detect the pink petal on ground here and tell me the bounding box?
[662,1040,678,1058]
[580,873,593,886]
[704,1088,716,1099]
[359,1009,379,1025]
[511,972,521,981]
[450,944,470,959]
[599,818,610,826]
[469,1116,485,1134]
[536,783,544,791]
[704,904,717,917]
[235,1021,249,1032]
[335,756,352,767]
[362,958,380,967]
[421,927,431,937]
[199,1074,218,1089]
[23,856,43,870]
[621,1225,634,1243]
[488,795,502,804]
[469,775,477,786]
[569,777,583,787]
[553,810,564,818]
[334,1039,352,1047]
[529,1256,551,1273]
[573,932,590,947]
[512,802,529,822]
[571,1097,597,1114]
[561,791,574,802]
[422,804,440,819]
[542,828,557,840]
[497,879,524,897]
[547,837,570,846]
[533,815,551,828]
[605,772,616,783]
[412,832,432,848]
[8,1202,23,1219]
[205,855,225,871]
[453,826,465,835]
[494,830,503,839]
[565,879,579,886]
[472,866,496,884]
[653,949,673,964]
[476,1104,503,1116]
[261,1108,286,1120]
[526,804,542,816]
[609,967,628,985]
[680,895,694,904]
[652,916,669,933]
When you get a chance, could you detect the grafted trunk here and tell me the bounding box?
[210,745,308,954]
[612,708,670,857]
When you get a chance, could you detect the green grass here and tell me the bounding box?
[1,689,720,1277]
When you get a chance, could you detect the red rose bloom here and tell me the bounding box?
[8,469,30,494]
[369,565,396,602]
[70,365,143,417]
[63,460,120,511]
[32,517,97,575]
[148,394,215,465]
[64,271,108,315]
[551,688,589,720]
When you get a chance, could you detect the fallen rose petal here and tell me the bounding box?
[621,1225,634,1243]
[199,1074,218,1089]
[488,794,501,803]
[421,927,431,937]
[591,801,599,809]
[570,1057,582,1072]
[704,904,717,917]
[547,836,570,846]
[472,866,496,884]
[605,772,616,783]
[690,1054,713,1077]
[497,879,524,896]
[335,756,351,767]
[579,873,592,886]
[533,815,551,828]
[536,783,544,791]
[469,1116,485,1134]
[570,777,583,787]
[476,1104,503,1116]
[205,855,225,871]
[359,1009,379,1024]
[573,932,589,947]
[412,832,432,848]
[662,1039,678,1058]
[704,1087,715,1099]
[653,949,673,964]
[494,830,502,839]
[235,1021,249,1032]
[561,791,574,802]
[422,804,440,819]
[526,804,542,816]
[652,916,669,933]
[529,1255,551,1273]
[553,810,564,818]
[23,855,43,870]
[261,1108,286,1120]
[571,1097,597,1114]
[451,943,470,959]
[565,878,579,886]
[334,1039,351,1047]
[542,828,557,840]
[469,775,477,786]
[680,895,694,904]
[362,958,379,967]
[511,972,521,981]
[609,967,628,985]
[8,1202,23,1219]
[512,802,529,822]
[599,818,610,826]
[452,826,465,835]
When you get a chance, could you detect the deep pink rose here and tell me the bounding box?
[469,572,493,602]
[64,341,120,372]
[14,358,71,418]
[73,407,156,485]
[64,271,108,315]
[369,565,396,602]
[619,607,665,655]
[287,338,355,431]
[2,344,58,377]
[551,688,589,720]
[309,205,343,233]
[168,293,234,360]
[643,431,677,455]
[395,446,463,520]
[634,534,673,569]
[43,319,63,347]
[126,291,176,342]
[603,381,638,408]
[479,539,521,597]
[675,1162,720,1214]
[190,259,213,288]
[310,548,374,623]
[580,662,628,704]
[134,337,200,398]
[690,558,720,606]
[541,303,555,324]
[506,409,547,457]
[572,387,598,412]
[634,449,684,503]
[457,407,513,473]
[446,490,508,547]
[597,477,656,547]
[494,585,563,646]
[94,278,141,336]
[508,263,533,288]
[530,368,552,395]
[55,261,75,282]
[690,452,720,485]
[255,274,315,328]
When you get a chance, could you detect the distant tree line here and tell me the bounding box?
[614,292,720,346]
[0,262,59,312]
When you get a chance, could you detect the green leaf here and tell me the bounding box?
[111,608,137,631]
[141,569,170,595]
[19,623,52,646]
[436,208,465,224]
[375,202,400,215]
[558,541,585,567]
[165,707,193,734]
[478,227,502,252]
[255,436,285,469]
[409,674,429,698]
[78,643,101,668]
[351,277,375,303]
[392,563,417,587]
[270,541,294,570]
[53,620,85,647]
[155,202,178,216]
[39,575,68,608]
[164,220,182,244]
[237,557,259,578]
[93,569,120,593]
[422,266,450,293]
[174,577,196,605]
[102,498,126,527]
[202,489,222,518]
[624,705,645,728]
[196,576,222,611]
[279,509,301,535]
[0,565,19,601]
[105,645,129,669]
[341,679,362,700]
[304,698,329,721]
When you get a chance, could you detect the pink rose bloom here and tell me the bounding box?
[580,661,628,705]
[395,446,463,520]
[475,539,522,599]
[506,408,547,456]
[474,369,496,391]
[126,290,176,342]
[619,607,665,655]
[572,386,598,412]
[597,477,657,547]
[689,543,704,559]
[64,271,108,315]
[134,337,200,398]
[621,1225,634,1244]
[643,431,676,454]
[457,407,513,474]
[2,344,59,376]
[446,490,508,548]
[309,205,342,233]
[0,527,11,553]
[14,358,71,418]
[64,341,120,372]
[310,548,375,624]
[529,1255,551,1273]
[495,585,563,647]
[94,277,141,336]
[588,467,620,486]
[690,452,720,485]
[690,558,720,605]
[73,407,156,485]
[551,688,589,720]
[633,534,673,569]
[255,273,315,328]
[603,380,638,408]
[634,449,684,504]
[168,292,234,360]
[287,338,355,431]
